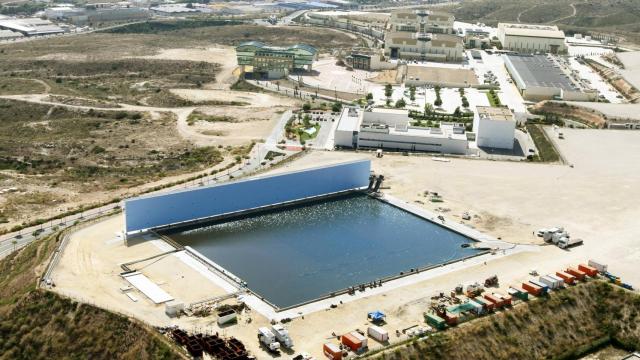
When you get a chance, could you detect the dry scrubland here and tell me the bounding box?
[0,21,343,228]
[0,230,183,360]
[453,0,640,45]
[370,281,640,360]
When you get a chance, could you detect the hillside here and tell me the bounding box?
[0,230,184,360]
[368,281,640,360]
[452,0,640,46]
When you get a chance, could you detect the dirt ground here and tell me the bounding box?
[135,46,239,90]
[50,128,640,358]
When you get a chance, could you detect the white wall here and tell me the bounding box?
[357,129,468,154]
[475,118,516,149]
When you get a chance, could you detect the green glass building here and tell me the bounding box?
[236,41,317,79]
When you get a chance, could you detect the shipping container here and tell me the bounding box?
[508,286,529,301]
[367,325,389,342]
[341,333,362,352]
[556,271,575,285]
[522,282,542,296]
[483,293,504,308]
[351,331,368,349]
[444,312,458,326]
[425,313,447,330]
[547,274,565,288]
[529,279,550,293]
[588,259,608,273]
[539,275,560,290]
[578,264,598,277]
[566,267,586,281]
[473,297,495,311]
[468,299,486,315]
[323,343,342,360]
[494,292,513,306]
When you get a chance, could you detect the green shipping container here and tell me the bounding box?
[424,312,446,330]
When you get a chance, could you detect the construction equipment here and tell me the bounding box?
[484,275,499,287]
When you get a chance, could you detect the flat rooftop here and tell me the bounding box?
[616,51,640,91]
[504,54,577,91]
[407,65,478,85]
[0,18,64,35]
[477,106,515,121]
[337,107,361,132]
[499,23,565,39]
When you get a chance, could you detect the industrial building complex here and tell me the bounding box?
[503,54,597,101]
[384,9,463,62]
[497,23,567,54]
[236,41,317,79]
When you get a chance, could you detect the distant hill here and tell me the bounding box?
[452,0,640,46]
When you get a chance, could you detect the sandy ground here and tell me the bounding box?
[136,46,238,90]
[170,89,300,108]
[51,128,640,359]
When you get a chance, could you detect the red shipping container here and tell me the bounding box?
[566,267,586,281]
[578,264,598,277]
[522,282,542,296]
[495,292,512,306]
[323,343,342,360]
[341,333,363,352]
[556,271,575,285]
[483,294,504,308]
[444,312,458,325]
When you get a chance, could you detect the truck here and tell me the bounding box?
[258,327,280,353]
[272,324,294,348]
[588,259,608,273]
[557,237,583,249]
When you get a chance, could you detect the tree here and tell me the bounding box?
[186,2,193,8]
[303,114,311,127]
[424,103,433,117]
[409,85,416,101]
[302,103,311,112]
[395,98,406,108]
[332,102,342,113]
[434,97,442,107]
[384,84,393,98]
[461,96,469,108]
[453,107,461,117]
[366,92,373,100]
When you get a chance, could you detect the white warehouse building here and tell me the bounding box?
[473,106,516,150]
[497,23,567,54]
[335,107,469,154]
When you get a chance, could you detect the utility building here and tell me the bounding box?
[335,107,469,154]
[236,41,317,80]
[473,106,516,150]
[497,23,566,54]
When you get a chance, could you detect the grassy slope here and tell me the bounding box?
[0,231,184,360]
[370,281,640,360]
[526,124,560,162]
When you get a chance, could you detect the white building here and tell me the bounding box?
[473,106,516,150]
[335,107,469,154]
[497,23,566,54]
[384,9,462,62]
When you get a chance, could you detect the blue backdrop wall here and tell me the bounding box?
[124,160,371,234]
